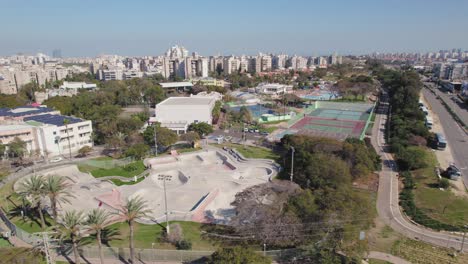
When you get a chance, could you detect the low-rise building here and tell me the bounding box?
[0,106,93,158]
[24,114,93,157]
[154,97,217,134]
[255,83,293,95]
[0,106,59,122]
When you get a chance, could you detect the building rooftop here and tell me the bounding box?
[159,82,193,88]
[158,97,215,106]
[0,124,34,132]
[24,114,84,126]
[0,106,56,117]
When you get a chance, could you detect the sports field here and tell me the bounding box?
[273,102,374,141]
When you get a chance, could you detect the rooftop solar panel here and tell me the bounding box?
[24,114,83,126]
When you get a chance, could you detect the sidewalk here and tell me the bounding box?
[367,251,410,264]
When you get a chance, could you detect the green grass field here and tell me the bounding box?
[214,143,279,160]
[98,221,216,250]
[79,160,146,178]
[412,148,468,226]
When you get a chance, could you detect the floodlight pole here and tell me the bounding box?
[163,175,169,234]
[290,146,295,182]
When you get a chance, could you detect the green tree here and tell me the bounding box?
[44,175,73,219]
[125,143,150,160]
[209,247,271,264]
[212,101,222,123]
[59,210,85,264]
[17,175,47,229]
[143,124,178,148]
[0,94,27,108]
[238,106,252,123]
[8,137,27,159]
[188,122,214,137]
[77,146,93,157]
[116,196,151,264]
[143,85,165,107]
[86,209,112,264]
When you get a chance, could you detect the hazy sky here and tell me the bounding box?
[1,0,467,57]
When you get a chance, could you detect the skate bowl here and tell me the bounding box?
[150,170,189,189]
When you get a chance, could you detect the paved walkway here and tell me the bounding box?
[367,251,411,264]
[372,91,466,251]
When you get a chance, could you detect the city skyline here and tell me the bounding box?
[1,0,467,57]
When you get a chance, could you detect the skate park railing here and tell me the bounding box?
[59,244,302,263]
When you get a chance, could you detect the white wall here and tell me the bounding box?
[36,120,93,157]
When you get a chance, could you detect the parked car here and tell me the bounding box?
[260,132,269,136]
[50,157,63,163]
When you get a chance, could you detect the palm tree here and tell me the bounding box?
[17,175,47,229]
[116,196,151,264]
[86,209,111,264]
[60,210,85,264]
[44,175,74,219]
[63,119,72,160]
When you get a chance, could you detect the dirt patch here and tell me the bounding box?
[353,173,379,192]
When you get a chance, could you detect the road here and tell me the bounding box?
[425,82,468,126]
[372,92,466,251]
[422,88,468,187]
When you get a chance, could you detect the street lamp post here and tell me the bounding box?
[161,174,170,234]
[290,146,295,182]
[461,224,468,252]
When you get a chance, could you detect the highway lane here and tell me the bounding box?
[372,93,466,251]
[422,88,468,187]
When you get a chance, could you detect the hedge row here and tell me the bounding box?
[399,171,461,232]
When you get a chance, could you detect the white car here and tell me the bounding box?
[50,157,63,163]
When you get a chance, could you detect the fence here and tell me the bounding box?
[59,245,302,263]
[0,208,42,246]
[78,157,135,170]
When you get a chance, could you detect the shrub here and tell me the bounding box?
[165,223,183,244]
[439,178,450,189]
[175,240,192,250]
[123,163,138,172]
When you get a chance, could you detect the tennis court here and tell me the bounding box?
[272,102,374,141]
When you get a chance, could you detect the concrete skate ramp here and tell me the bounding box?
[150,170,189,189]
[241,167,273,179]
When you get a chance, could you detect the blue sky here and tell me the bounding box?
[1,0,467,57]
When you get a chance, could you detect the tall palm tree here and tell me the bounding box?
[63,119,72,160]
[44,175,74,219]
[60,210,85,264]
[17,175,47,229]
[86,209,111,264]
[116,196,151,264]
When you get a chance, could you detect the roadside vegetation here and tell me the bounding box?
[372,61,468,230]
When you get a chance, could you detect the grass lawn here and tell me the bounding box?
[109,175,146,186]
[391,238,468,264]
[214,143,279,160]
[0,182,57,233]
[0,238,11,247]
[100,221,216,250]
[0,247,46,263]
[412,148,468,226]
[83,160,146,178]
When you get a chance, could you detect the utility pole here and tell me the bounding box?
[290,146,295,182]
[154,124,158,156]
[263,243,266,256]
